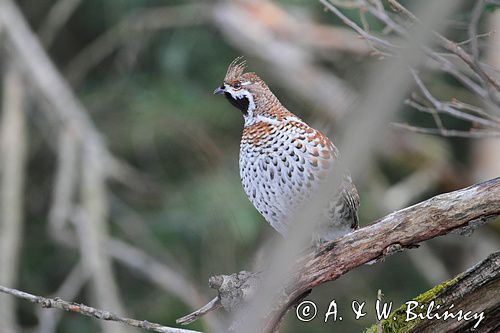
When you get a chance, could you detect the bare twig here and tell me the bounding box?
[176,298,222,326]
[468,0,487,82]
[411,69,500,129]
[386,0,500,94]
[449,99,500,122]
[456,31,494,46]
[426,48,490,101]
[319,0,396,50]
[326,0,500,135]
[44,226,222,332]
[320,0,500,128]
[36,262,90,333]
[391,123,500,138]
[0,285,202,333]
[468,0,500,107]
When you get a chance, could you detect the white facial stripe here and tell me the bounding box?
[223,83,301,127]
[224,84,256,114]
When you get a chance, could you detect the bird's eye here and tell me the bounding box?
[233,82,241,89]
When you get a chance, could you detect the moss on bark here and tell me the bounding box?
[363,277,459,333]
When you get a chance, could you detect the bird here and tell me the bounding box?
[214,58,359,243]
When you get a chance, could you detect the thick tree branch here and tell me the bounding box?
[364,251,499,333]
[179,178,500,331]
[0,285,202,333]
[264,177,499,331]
[0,61,27,333]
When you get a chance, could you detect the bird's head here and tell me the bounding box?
[214,57,276,121]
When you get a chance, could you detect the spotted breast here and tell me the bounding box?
[215,58,359,242]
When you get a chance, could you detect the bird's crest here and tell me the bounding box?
[225,57,247,82]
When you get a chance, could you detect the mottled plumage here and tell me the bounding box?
[214,58,359,242]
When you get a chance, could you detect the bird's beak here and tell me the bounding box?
[213,85,225,95]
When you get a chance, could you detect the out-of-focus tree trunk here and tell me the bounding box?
[77,146,136,333]
[0,63,27,333]
[466,9,500,276]
[473,11,500,182]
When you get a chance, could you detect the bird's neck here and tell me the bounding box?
[244,92,299,127]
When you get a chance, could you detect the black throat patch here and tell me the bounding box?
[224,92,250,116]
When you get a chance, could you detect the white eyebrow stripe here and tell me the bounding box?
[240,81,252,86]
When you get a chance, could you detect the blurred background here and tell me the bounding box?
[0,0,499,332]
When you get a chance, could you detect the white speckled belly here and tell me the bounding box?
[239,119,338,236]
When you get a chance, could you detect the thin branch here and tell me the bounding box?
[469,0,488,84]
[456,31,494,46]
[386,0,500,93]
[467,0,500,109]
[319,0,396,50]
[322,0,500,139]
[426,51,490,101]
[326,0,361,9]
[448,99,500,122]
[411,69,500,129]
[0,285,202,333]
[176,298,222,326]
[366,0,500,111]
[36,262,89,333]
[391,123,500,138]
